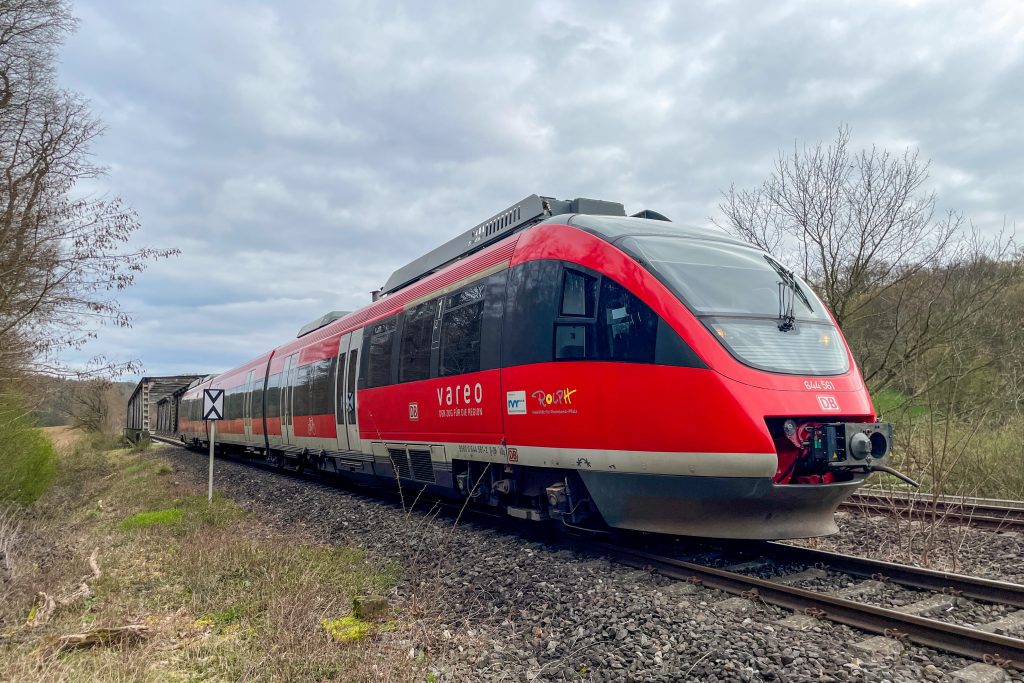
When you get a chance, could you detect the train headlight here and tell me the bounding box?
[848,432,871,460]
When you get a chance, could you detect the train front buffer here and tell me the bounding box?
[773,418,917,487]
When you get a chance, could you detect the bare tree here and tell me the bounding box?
[63,378,112,433]
[713,126,1021,393]
[0,0,177,382]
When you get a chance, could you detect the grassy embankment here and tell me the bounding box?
[0,423,420,682]
[873,388,1024,500]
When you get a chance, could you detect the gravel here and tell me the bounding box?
[150,446,1024,682]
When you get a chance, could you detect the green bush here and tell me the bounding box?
[0,390,58,505]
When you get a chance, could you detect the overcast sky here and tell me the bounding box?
[59,0,1023,380]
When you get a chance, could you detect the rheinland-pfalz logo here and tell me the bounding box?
[506,390,527,415]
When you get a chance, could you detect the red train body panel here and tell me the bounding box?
[175,195,894,539]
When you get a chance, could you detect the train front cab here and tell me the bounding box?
[504,216,895,539]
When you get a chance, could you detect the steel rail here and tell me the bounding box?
[589,541,1024,670]
[853,489,1024,511]
[759,542,1024,608]
[842,491,1024,532]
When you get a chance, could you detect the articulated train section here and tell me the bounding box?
[128,194,912,540]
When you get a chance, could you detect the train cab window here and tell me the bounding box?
[366,317,397,388]
[399,300,437,382]
[597,278,658,363]
[561,269,596,317]
[505,258,704,369]
[440,285,484,377]
[555,324,587,359]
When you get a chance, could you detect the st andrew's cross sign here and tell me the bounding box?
[203,388,224,421]
[202,388,224,503]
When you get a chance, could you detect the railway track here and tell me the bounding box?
[590,539,1024,671]
[842,489,1024,532]
[147,434,1024,671]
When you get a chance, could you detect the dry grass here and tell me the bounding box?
[0,438,423,682]
[39,427,83,453]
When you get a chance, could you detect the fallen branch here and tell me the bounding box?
[56,583,92,606]
[28,592,55,627]
[26,548,101,627]
[0,507,21,583]
[87,547,101,581]
[54,624,150,653]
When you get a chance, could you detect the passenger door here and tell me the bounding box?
[281,354,298,447]
[242,370,255,443]
[334,330,364,453]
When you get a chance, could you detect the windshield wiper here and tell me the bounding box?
[765,257,812,331]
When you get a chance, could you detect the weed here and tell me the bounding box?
[195,606,242,632]
[129,435,151,453]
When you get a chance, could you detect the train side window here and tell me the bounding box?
[265,373,280,418]
[346,350,358,423]
[252,378,264,421]
[561,269,595,317]
[225,388,236,419]
[310,357,335,415]
[439,285,484,377]
[293,364,311,416]
[366,316,397,388]
[596,277,658,363]
[399,300,436,382]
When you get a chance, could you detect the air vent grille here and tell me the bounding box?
[408,448,435,483]
[387,447,411,480]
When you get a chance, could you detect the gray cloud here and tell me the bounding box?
[58,0,1023,377]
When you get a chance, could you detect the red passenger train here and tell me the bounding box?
[177,195,900,539]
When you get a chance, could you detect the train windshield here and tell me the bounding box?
[620,236,850,376]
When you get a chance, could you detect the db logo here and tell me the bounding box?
[507,447,519,463]
[408,402,419,421]
[816,395,841,412]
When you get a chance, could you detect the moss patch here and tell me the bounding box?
[321,615,395,643]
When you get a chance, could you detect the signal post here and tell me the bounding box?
[202,388,224,502]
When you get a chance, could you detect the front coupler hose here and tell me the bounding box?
[866,464,920,488]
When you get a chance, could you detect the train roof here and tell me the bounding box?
[381,194,627,296]
[565,214,750,249]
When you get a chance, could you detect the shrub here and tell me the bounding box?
[0,390,57,505]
